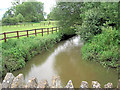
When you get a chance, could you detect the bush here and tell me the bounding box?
[2,17,18,25]
[76,8,104,41]
[1,32,62,77]
[16,13,24,23]
[81,27,120,67]
[2,18,11,25]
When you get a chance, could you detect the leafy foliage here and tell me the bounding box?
[2,17,18,25]
[49,2,119,68]
[76,8,103,41]
[76,2,118,41]
[53,2,83,35]
[81,27,120,67]
[15,2,44,22]
[1,33,62,77]
[16,13,24,22]
[2,1,44,25]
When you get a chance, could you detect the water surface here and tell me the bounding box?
[13,36,118,88]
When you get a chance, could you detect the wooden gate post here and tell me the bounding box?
[47,28,49,35]
[42,29,43,36]
[4,33,7,42]
[35,29,37,36]
[17,31,19,39]
[27,30,29,37]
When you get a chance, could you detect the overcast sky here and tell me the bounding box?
[0,0,56,20]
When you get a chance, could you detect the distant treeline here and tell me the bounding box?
[2,2,45,25]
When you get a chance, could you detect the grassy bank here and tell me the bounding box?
[1,32,62,77]
[81,27,120,68]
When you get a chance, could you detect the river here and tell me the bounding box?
[13,36,118,88]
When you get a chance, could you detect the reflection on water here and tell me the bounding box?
[13,36,118,88]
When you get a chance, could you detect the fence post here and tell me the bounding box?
[17,31,19,39]
[27,30,29,37]
[47,28,49,35]
[42,29,43,36]
[4,33,7,42]
[52,27,53,34]
[35,29,37,36]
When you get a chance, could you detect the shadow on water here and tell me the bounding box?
[13,36,118,88]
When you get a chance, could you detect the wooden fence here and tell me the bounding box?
[2,22,56,27]
[0,27,59,43]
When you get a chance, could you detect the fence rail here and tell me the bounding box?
[2,22,56,27]
[0,27,59,43]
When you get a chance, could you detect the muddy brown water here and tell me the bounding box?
[13,36,118,88]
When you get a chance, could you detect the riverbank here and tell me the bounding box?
[1,28,76,78]
[10,36,118,88]
[1,32,63,78]
[81,27,120,68]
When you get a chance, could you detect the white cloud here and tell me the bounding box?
[0,9,7,19]
[37,0,56,15]
[0,0,13,9]
[0,0,13,20]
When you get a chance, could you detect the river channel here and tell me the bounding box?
[13,36,118,88]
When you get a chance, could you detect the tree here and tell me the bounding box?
[3,8,15,18]
[76,2,118,41]
[16,13,24,22]
[15,2,44,22]
[2,17,18,25]
[53,2,83,35]
[47,8,58,20]
[2,1,44,24]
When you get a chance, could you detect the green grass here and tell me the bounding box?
[0,21,59,41]
[1,32,62,77]
[0,21,63,78]
[2,21,58,32]
[1,21,62,77]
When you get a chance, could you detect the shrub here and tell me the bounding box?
[81,27,120,67]
[16,13,24,23]
[1,32,62,77]
[76,8,104,41]
[2,17,18,25]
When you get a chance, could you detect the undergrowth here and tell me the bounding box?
[1,32,62,77]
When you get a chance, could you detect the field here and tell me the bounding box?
[2,21,58,32]
[0,21,59,42]
[1,20,62,77]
